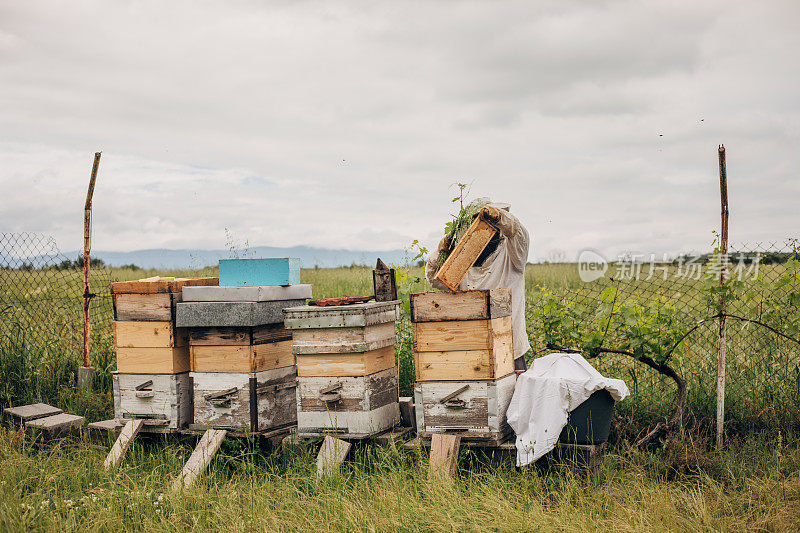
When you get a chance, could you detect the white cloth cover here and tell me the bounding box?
[425,203,531,358]
[506,353,629,466]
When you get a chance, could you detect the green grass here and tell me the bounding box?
[0,428,797,531]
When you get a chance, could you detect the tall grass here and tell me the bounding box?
[0,427,797,531]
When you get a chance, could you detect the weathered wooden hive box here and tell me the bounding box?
[411,289,517,441]
[110,276,217,429]
[176,284,310,432]
[411,289,514,381]
[283,301,401,437]
[414,374,516,441]
[112,372,192,430]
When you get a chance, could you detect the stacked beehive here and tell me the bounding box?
[110,276,218,430]
[411,289,517,442]
[283,300,401,437]
[175,259,309,432]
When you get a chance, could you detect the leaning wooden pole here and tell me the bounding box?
[716,145,729,449]
[80,152,101,389]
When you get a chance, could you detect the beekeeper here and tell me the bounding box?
[425,198,531,370]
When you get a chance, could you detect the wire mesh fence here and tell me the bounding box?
[2,231,798,439]
[524,239,800,437]
[0,232,115,406]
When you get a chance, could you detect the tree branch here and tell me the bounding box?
[546,342,686,448]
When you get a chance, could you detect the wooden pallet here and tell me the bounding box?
[286,426,413,477]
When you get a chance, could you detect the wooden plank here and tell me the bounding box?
[429,434,461,480]
[316,435,352,477]
[410,289,511,322]
[252,324,292,344]
[290,322,396,355]
[413,317,513,381]
[3,403,62,426]
[111,277,217,295]
[103,419,144,470]
[295,345,395,377]
[190,345,250,373]
[116,347,190,374]
[433,217,498,291]
[25,413,84,438]
[252,340,295,372]
[172,429,227,490]
[413,319,492,351]
[489,317,514,380]
[415,349,493,381]
[191,341,294,373]
[189,327,251,346]
[114,321,187,348]
[114,293,174,321]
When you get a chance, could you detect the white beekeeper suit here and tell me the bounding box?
[425,201,531,367]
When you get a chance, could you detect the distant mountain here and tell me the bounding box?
[56,246,413,270]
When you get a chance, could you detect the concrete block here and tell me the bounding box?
[175,299,306,327]
[219,258,301,287]
[182,284,312,302]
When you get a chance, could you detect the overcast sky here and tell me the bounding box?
[1,1,798,262]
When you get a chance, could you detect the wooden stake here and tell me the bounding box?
[429,434,460,480]
[103,419,143,470]
[716,145,729,449]
[82,152,101,372]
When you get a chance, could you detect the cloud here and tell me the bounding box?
[0,1,798,263]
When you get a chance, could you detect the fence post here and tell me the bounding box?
[716,145,729,449]
[79,152,101,390]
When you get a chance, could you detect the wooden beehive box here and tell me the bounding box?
[410,288,511,322]
[432,217,498,291]
[282,301,400,330]
[111,277,218,321]
[190,340,294,373]
[296,366,399,437]
[413,372,516,441]
[116,347,191,374]
[112,372,193,429]
[191,366,297,431]
[411,289,514,381]
[290,320,396,377]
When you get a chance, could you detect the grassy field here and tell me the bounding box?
[1,263,799,530]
